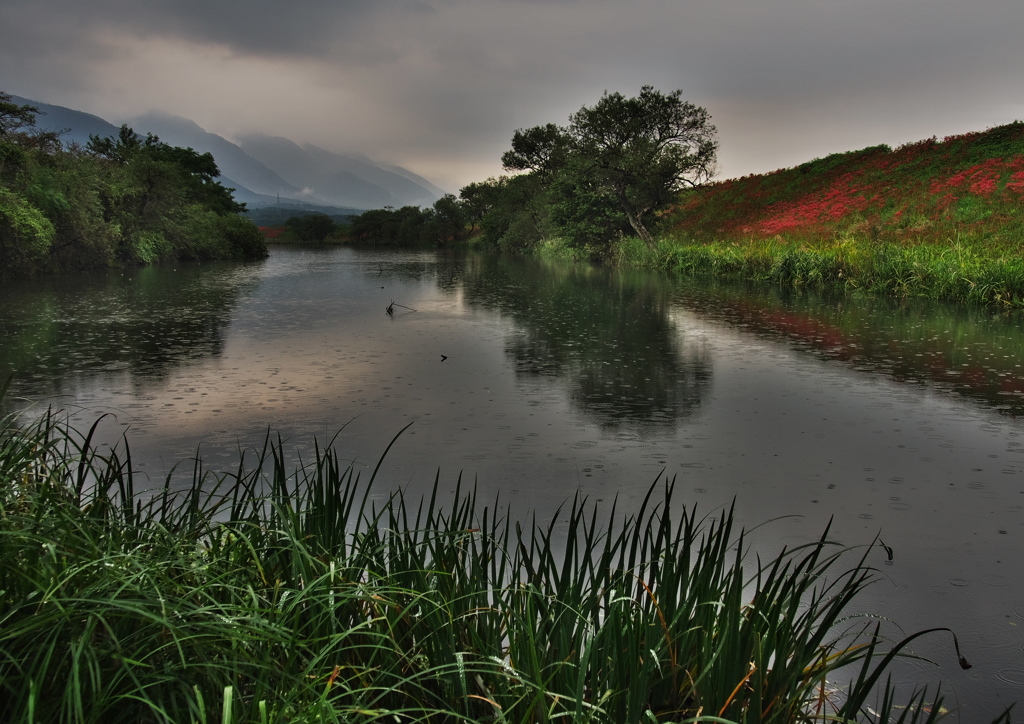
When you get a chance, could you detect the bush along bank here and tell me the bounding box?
[0,93,267,277]
[0,401,994,723]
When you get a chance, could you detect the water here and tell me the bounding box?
[2,246,1022,718]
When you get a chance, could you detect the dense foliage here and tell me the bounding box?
[467,87,718,254]
[347,194,470,245]
[285,213,340,241]
[0,401,987,723]
[0,92,267,276]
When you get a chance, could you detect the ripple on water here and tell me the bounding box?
[979,575,1012,587]
[930,586,951,594]
[949,578,971,587]
[996,669,1024,686]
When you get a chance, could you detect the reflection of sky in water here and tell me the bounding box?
[2,248,1022,718]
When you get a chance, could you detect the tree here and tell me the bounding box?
[285,213,336,241]
[459,179,502,234]
[501,123,569,177]
[431,193,467,242]
[0,93,38,137]
[88,125,244,216]
[503,86,717,248]
[569,87,717,245]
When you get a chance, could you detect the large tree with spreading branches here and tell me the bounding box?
[501,86,718,247]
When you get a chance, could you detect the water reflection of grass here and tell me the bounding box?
[2,401,994,723]
[670,278,1024,417]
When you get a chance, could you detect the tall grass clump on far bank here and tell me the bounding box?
[613,233,1024,308]
[0,401,986,723]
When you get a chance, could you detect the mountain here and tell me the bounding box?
[380,162,447,200]
[239,134,443,209]
[127,112,306,202]
[10,95,121,147]
[11,95,445,211]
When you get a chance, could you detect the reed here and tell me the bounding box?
[609,234,1024,308]
[0,400,983,723]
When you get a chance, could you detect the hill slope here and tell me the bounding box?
[667,121,1024,248]
[127,112,306,200]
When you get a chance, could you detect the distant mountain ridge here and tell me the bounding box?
[11,95,445,211]
[237,134,445,210]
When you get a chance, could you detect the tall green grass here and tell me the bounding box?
[0,399,987,722]
[612,234,1024,308]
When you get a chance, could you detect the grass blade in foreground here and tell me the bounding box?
[0,406,996,722]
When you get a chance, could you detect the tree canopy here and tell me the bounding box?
[0,93,265,276]
[479,86,718,251]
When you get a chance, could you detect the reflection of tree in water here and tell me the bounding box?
[454,254,712,432]
[0,261,261,399]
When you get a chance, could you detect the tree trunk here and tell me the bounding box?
[616,189,654,247]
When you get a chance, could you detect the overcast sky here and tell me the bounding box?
[2,0,1022,191]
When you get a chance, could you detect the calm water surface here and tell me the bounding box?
[3,247,1023,718]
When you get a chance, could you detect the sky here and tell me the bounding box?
[2,0,1022,192]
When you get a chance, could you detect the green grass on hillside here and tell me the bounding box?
[609,122,1024,306]
[665,122,1024,250]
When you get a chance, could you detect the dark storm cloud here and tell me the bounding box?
[1,0,388,56]
[2,0,1023,187]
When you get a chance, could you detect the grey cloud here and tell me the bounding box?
[3,0,387,57]
[2,0,1023,189]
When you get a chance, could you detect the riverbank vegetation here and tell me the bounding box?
[454,85,1024,306]
[0,92,267,277]
[267,194,473,247]
[640,121,1024,306]
[346,195,473,245]
[458,87,716,255]
[0,396,989,723]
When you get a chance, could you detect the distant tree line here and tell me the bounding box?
[344,87,716,254]
[284,213,341,242]
[347,194,471,245]
[0,92,266,277]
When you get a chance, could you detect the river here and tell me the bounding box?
[2,246,1022,719]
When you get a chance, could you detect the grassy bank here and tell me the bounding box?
[607,235,1024,307]
[0,401,991,723]
[603,122,1024,307]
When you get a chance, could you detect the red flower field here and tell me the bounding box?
[666,121,1024,249]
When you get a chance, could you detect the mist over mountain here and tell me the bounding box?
[11,95,121,147]
[127,112,306,201]
[11,95,445,211]
[239,134,443,209]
